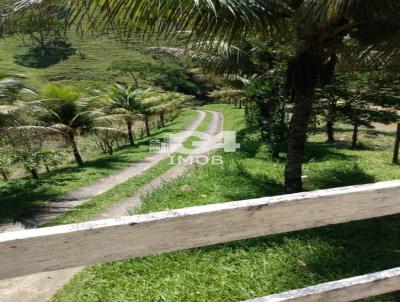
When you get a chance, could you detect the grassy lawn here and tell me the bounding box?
[0,109,198,225]
[45,110,212,226]
[53,104,400,302]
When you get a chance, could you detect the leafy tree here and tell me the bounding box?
[108,60,141,88]
[339,73,398,148]
[1,126,67,179]
[40,148,67,172]
[317,72,399,148]
[245,70,290,159]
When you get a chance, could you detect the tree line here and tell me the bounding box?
[0,78,190,180]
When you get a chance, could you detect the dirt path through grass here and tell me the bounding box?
[0,110,223,302]
[99,110,223,219]
[0,110,206,232]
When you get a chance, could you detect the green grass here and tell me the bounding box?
[45,110,212,226]
[53,104,400,302]
[0,109,198,225]
[0,34,176,92]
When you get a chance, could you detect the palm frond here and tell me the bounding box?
[209,89,245,100]
[9,0,287,44]
[298,0,396,28]
[91,127,127,137]
[148,40,255,76]
[0,125,69,142]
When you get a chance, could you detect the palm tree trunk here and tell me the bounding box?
[144,116,151,136]
[284,93,314,193]
[31,169,39,179]
[71,136,84,166]
[159,112,165,128]
[127,121,135,145]
[352,122,359,149]
[107,143,113,155]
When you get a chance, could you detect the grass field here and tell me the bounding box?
[53,104,400,302]
[0,33,177,92]
[0,109,197,225]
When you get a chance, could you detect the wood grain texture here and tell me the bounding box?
[1,180,400,280]
[244,267,400,302]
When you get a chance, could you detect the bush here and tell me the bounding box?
[245,70,290,158]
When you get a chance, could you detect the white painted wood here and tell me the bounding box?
[1,180,400,280]
[244,267,400,302]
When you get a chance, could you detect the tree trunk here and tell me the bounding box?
[1,171,9,181]
[144,116,151,136]
[327,120,334,143]
[127,121,135,145]
[129,72,139,88]
[326,99,337,143]
[31,169,39,179]
[352,122,359,149]
[284,93,314,193]
[312,113,317,134]
[107,143,113,155]
[159,112,165,128]
[45,166,50,173]
[71,136,84,166]
[393,123,400,164]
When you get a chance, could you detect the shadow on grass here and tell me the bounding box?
[306,164,375,190]
[221,171,284,202]
[303,142,357,163]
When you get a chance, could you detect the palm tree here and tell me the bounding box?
[137,98,161,136]
[37,84,104,166]
[282,1,400,192]
[9,0,400,192]
[150,92,189,128]
[109,83,143,145]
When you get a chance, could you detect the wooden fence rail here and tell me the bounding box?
[244,267,400,302]
[1,180,400,292]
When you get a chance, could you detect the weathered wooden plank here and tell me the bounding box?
[1,180,400,280]
[244,267,400,302]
